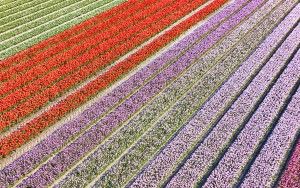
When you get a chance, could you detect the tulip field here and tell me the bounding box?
[0,0,299,187]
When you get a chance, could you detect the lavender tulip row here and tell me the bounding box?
[89,2,290,187]
[239,50,300,187]
[0,0,249,186]
[52,0,273,187]
[165,1,299,187]
[128,4,300,188]
[204,27,300,188]
[278,137,300,187]
[13,0,261,187]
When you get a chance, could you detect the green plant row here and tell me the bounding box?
[0,0,125,60]
[0,0,74,28]
[0,0,35,16]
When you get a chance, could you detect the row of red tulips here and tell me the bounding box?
[0,0,167,107]
[0,0,155,84]
[0,0,228,157]
[0,0,187,130]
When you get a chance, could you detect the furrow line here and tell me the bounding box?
[0,0,59,23]
[0,0,86,34]
[239,62,300,187]
[0,0,35,15]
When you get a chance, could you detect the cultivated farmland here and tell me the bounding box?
[0,0,299,187]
